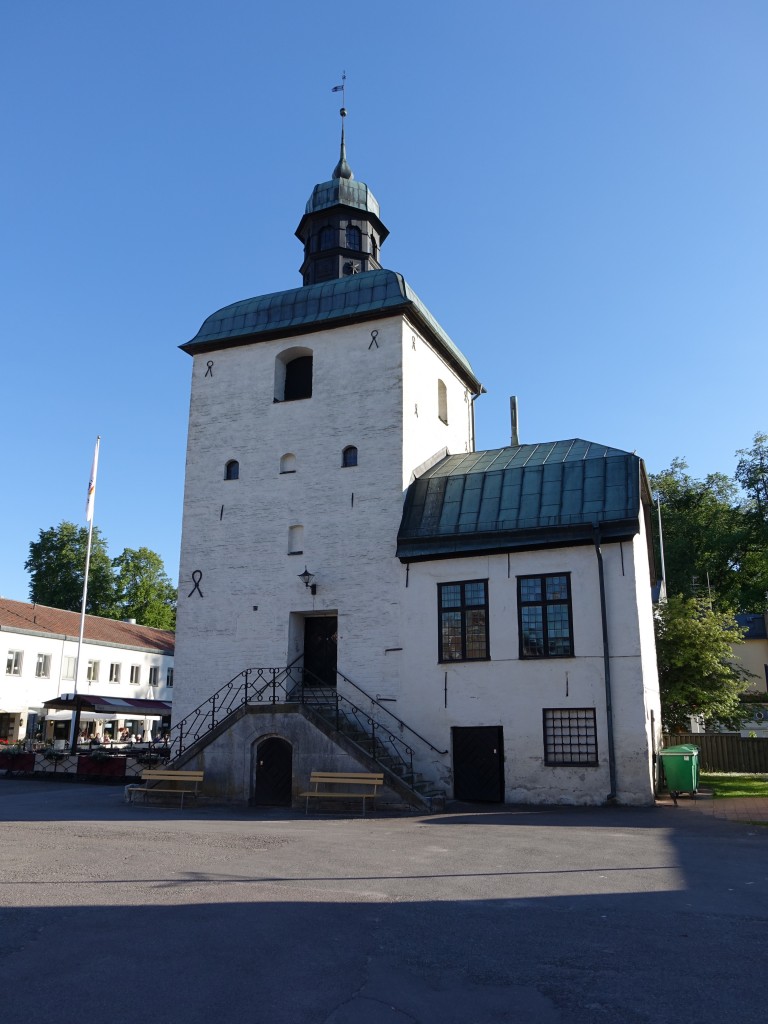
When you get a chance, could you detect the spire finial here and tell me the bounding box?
[331,72,353,180]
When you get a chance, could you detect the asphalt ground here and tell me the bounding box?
[1,781,766,1024]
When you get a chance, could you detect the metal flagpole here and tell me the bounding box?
[68,436,100,752]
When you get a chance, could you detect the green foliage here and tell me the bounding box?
[651,447,768,613]
[113,547,177,630]
[25,521,116,616]
[25,523,176,630]
[655,596,750,731]
[735,432,768,520]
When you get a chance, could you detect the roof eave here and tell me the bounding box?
[397,517,640,563]
[180,300,484,393]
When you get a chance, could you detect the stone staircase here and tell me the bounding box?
[166,667,448,812]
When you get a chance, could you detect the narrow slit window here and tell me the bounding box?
[437,379,448,424]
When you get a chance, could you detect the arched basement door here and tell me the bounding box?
[253,737,293,806]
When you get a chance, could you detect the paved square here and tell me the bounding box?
[1,782,766,1023]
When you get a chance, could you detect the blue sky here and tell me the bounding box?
[2,1,766,602]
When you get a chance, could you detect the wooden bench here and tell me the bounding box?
[125,769,204,808]
[299,771,384,815]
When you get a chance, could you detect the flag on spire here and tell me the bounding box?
[85,436,100,523]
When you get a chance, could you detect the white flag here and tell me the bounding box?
[85,436,100,522]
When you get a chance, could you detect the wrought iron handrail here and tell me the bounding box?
[165,663,444,792]
[167,665,302,761]
[334,668,448,755]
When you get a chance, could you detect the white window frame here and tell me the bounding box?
[62,656,76,681]
[109,662,121,683]
[87,660,100,683]
[130,665,141,686]
[148,666,159,687]
[6,651,23,676]
[35,653,52,679]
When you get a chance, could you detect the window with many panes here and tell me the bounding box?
[35,654,52,678]
[543,708,598,765]
[438,580,489,662]
[6,651,23,676]
[109,663,121,683]
[518,574,573,658]
[130,665,141,685]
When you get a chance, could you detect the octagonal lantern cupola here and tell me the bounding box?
[295,106,389,286]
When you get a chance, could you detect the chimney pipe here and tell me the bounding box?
[510,396,520,447]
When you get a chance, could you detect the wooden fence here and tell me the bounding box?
[663,733,768,773]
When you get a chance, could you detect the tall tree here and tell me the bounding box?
[735,432,768,519]
[25,521,116,616]
[112,547,177,630]
[652,457,768,612]
[655,596,750,731]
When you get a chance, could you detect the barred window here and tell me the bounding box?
[518,573,573,658]
[543,708,598,766]
[438,580,489,662]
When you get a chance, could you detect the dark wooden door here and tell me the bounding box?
[303,616,338,686]
[452,726,505,802]
[253,737,293,806]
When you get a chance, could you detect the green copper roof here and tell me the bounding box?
[182,269,481,389]
[398,440,646,561]
[305,178,381,218]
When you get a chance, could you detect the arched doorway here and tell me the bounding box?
[252,737,293,806]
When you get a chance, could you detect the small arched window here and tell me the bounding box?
[280,453,296,474]
[437,380,448,424]
[318,226,336,251]
[346,225,362,250]
[225,460,240,480]
[288,525,303,555]
[342,446,358,468]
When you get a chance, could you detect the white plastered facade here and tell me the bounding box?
[174,297,661,805]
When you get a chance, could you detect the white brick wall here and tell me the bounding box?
[175,313,474,721]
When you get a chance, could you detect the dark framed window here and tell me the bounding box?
[438,580,489,662]
[543,708,598,766]
[518,573,573,658]
[284,355,312,401]
[225,460,239,480]
[346,225,362,250]
[342,445,358,467]
[318,226,336,250]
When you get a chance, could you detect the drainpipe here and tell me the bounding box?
[593,526,617,801]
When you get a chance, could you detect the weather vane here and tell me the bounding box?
[332,71,347,116]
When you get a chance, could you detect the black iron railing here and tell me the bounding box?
[165,665,445,789]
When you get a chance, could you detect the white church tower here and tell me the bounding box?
[174,105,484,734]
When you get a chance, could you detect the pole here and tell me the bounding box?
[68,436,100,751]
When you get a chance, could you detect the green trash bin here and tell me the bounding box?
[659,744,700,804]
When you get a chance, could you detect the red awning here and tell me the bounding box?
[43,694,172,715]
